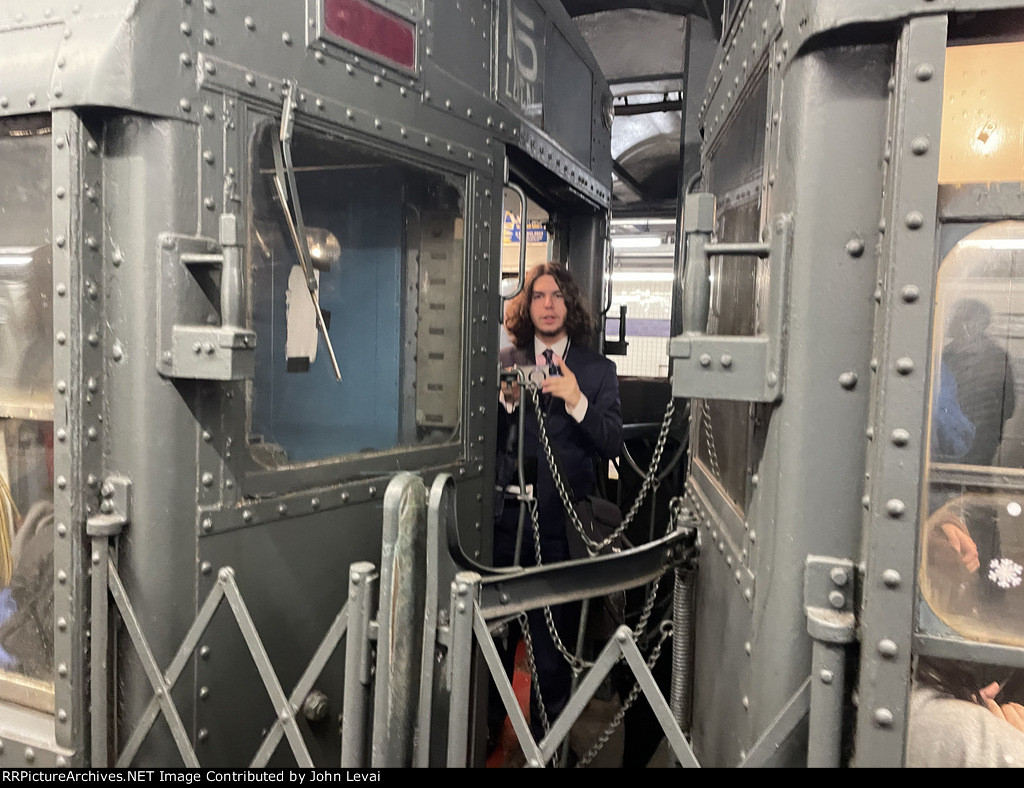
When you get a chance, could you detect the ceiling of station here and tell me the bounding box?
[558,0,724,218]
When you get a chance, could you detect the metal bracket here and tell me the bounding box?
[157,231,257,381]
[669,193,793,402]
[803,555,857,644]
[86,476,132,537]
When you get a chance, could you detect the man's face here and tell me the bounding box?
[530,274,568,341]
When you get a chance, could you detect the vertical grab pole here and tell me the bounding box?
[89,534,110,767]
[808,641,846,768]
[679,192,716,335]
[804,557,856,768]
[502,180,529,304]
[341,561,378,768]
[447,571,482,767]
[371,474,428,767]
[86,479,130,768]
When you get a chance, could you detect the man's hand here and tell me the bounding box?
[541,355,582,409]
[500,367,521,407]
[939,521,980,573]
[980,682,1024,733]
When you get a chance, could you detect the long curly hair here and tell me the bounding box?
[503,262,596,349]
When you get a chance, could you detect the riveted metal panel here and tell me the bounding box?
[426,0,491,96]
[0,2,193,121]
[784,0,1023,71]
[97,115,205,766]
[0,1,609,220]
[744,34,896,764]
[688,18,896,764]
[197,506,381,765]
[689,496,754,766]
[699,0,781,149]
[0,0,606,765]
[495,0,611,206]
[854,15,947,767]
[50,110,103,764]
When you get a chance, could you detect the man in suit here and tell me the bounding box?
[490,261,622,751]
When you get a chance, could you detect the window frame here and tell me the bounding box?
[917,210,1024,654]
[237,109,476,498]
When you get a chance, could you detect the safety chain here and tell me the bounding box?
[574,620,674,768]
[700,399,722,480]
[527,384,676,555]
[523,471,666,675]
[518,611,552,740]
[511,382,680,755]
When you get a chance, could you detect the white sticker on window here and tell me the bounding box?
[285,265,319,370]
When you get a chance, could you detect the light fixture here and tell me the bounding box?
[0,246,39,268]
[610,271,674,282]
[305,228,341,270]
[611,235,663,249]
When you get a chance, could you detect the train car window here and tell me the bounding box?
[0,115,55,712]
[922,221,1024,646]
[939,41,1024,185]
[247,123,465,468]
[692,72,769,512]
[500,188,550,349]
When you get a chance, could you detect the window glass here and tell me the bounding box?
[248,124,465,468]
[922,221,1024,646]
[0,116,55,709]
[693,72,769,512]
[607,220,674,378]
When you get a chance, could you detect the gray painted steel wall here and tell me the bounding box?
[0,0,612,767]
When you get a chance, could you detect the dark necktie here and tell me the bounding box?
[540,349,554,410]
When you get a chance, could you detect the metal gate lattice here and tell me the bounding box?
[100,556,348,768]
[452,579,701,768]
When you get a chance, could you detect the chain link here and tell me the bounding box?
[527,384,675,555]
[509,383,681,761]
[574,620,674,768]
[700,398,722,480]
[518,612,552,738]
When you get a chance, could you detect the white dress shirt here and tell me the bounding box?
[501,336,589,422]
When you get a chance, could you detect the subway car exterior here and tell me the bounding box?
[672,0,1024,769]
[5,0,1024,771]
[0,0,644,768]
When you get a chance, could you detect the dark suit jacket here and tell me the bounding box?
[496,342,622,545]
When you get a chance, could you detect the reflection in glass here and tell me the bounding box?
[692,70,768,513]
[248,123,465,468]
[923,222,1024,647]
[0,117,54,709]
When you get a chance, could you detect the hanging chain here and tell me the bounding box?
[574,619,674,768]
[700,398,722,480]
[509,382,682,758]
[518,612,553,738]
[522,493,668,675]
[527,384,675,555]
